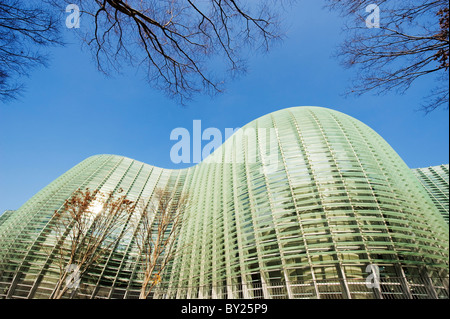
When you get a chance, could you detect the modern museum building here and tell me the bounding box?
[0,107,448,299]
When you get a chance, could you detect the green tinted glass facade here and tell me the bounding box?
[0,211,15,227]
[412,165,449,224]
[0,107,448,299]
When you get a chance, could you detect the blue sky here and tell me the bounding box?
[0,1,448,213]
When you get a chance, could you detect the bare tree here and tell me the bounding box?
[0,0,62,102]
[49,188,135,299]
[134,188,188,299]
[51,0,292,104]
[327,0,449,112]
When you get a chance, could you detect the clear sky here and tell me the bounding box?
[0,1,448,213]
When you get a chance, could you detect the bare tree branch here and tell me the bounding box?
[327,0,449,112]
[53,0,290,104]
[133,187,188,299]
[0,0,63,102]
[48,188,135,299]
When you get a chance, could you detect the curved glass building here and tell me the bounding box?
[412,165,449,224]
[0,106,448,299]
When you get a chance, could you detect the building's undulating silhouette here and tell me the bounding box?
[0,107,448,299]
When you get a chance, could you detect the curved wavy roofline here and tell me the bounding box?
[1,105,448,300]
[83,106,367,171]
